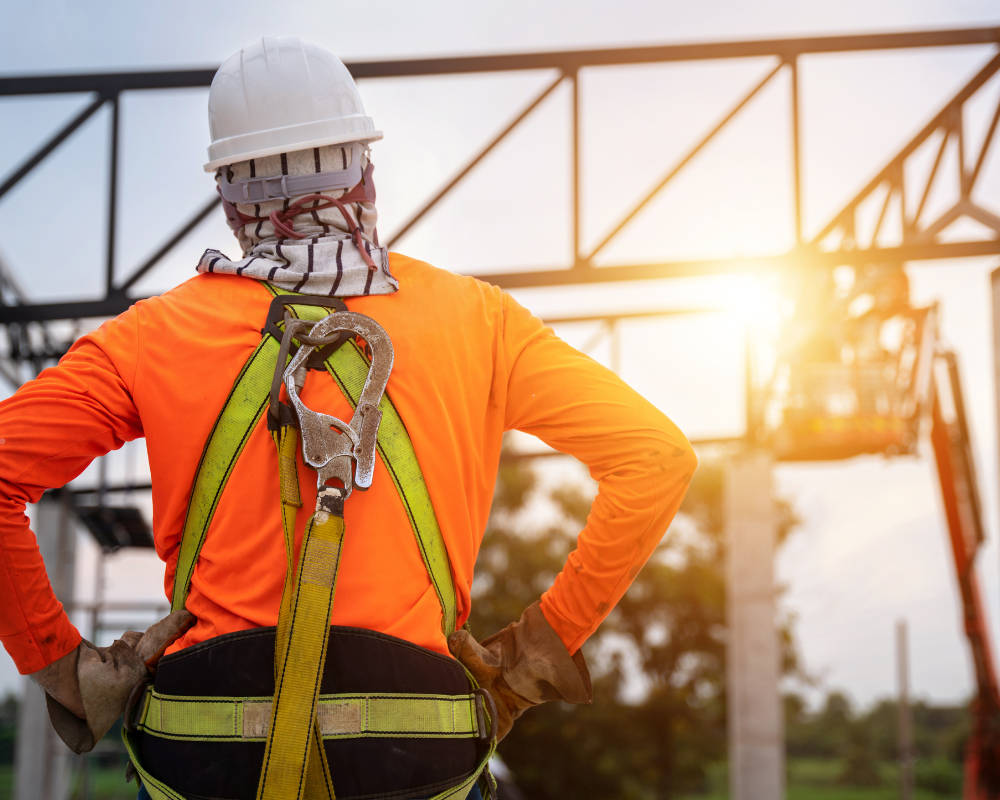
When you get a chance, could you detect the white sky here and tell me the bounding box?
[0,0,999,714]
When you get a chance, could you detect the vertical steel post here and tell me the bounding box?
[571,68,581,268]
[91,455,109,640]
[897,620,915,800]
[993,267,1000,639]
[106,94,120,297]
[609,319,620,374]
[744,321,757,442]
[725,448,784,800]
[13,492,77,800]
[789,57,803,247]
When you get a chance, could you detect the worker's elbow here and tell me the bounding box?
[683,436,698,473]
[653,416,698,480]
[675,434,698,480]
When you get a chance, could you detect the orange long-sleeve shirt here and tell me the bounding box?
[0,254,696,674]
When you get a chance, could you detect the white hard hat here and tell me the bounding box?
[204,36,382,172]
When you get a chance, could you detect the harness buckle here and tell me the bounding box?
[282,311,393,503]
[472,687,498,743]
[123,676,153,734]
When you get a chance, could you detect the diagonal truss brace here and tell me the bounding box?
[813,51,1000,252]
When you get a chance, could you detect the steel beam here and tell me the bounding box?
[542,307,726,324]
[0,294,135,324]
[343,27,1000,78]
[571,69,580,263]
[585,61,783,261]
[0,28,996,98]
[0,94,105,200]
[0,26,996,327]
[0,69,217,97]
[790,57,802,246]
[117,195,221,292]
[474,240,1000,290]
[385,73,565,248]
[812,50,1000,245]
[106,94,120,295]
[0,240,995,324]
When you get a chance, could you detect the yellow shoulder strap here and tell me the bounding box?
[171,284,458,637]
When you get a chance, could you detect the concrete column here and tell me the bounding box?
[725,448,784,800]
[13,492,77,800]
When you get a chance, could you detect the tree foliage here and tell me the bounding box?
[785,689,969,789]
[469,449,799,799]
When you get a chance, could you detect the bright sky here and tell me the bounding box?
[0,0,999,715]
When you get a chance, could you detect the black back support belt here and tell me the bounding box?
[138,626,485,800]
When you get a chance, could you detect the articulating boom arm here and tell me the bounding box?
[928,351,1000,798]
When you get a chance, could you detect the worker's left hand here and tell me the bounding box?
[448,601,592,743]
[30,645,85,719]
[37,609,194,754]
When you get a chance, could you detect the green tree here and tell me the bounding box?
[469,448,800,799]
[837,718,882,788]
[784,690,970,792]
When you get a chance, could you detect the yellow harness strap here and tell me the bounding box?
[133,687,485,741]
[130,287,494,800]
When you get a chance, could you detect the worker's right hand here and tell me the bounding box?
[448,601,592,743]
[447,629,529,742]
[39,609,194,754]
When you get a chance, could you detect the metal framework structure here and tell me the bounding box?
[0,26,997,341]
[4,26,1000,800]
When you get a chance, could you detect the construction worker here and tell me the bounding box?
[0,36,697,800]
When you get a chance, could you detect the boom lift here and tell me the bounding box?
[763,263,1000,797]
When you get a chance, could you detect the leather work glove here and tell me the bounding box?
[448,601,592,743]
[32,609,194,754]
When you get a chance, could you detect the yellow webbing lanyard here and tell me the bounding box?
[256,422,339,800]
[259,421,339,799]
[278,288,458,637]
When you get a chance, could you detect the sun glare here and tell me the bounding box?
[720,273,786,336]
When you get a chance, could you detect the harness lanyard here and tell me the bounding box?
[263,422,338,800]
[259,310,392,800]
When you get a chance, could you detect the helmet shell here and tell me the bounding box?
[204,36,382,172]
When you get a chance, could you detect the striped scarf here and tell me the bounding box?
[197,144,398,297]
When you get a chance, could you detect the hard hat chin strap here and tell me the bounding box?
[218,142,367,204]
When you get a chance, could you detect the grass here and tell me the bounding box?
[1,756,964,799]
[679,758,963,800]
[0,755,136,800]
[71,755,137,800]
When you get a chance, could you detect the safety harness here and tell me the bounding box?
[122,285,496,800]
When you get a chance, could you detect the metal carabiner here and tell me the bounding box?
[282,311,393,505]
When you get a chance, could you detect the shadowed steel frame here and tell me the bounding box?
[0,26,998,325]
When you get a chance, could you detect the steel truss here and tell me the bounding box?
[0,26,998,365]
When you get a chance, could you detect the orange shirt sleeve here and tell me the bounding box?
[0,308,142,673]
[501,294,697,654]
